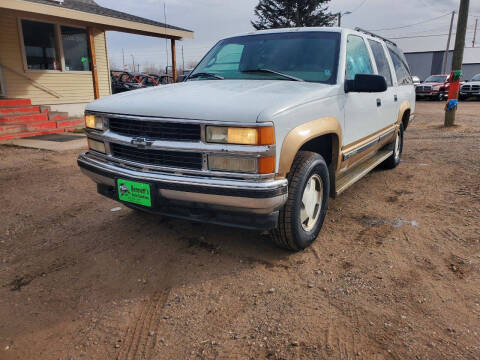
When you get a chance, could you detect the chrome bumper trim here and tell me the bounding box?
[78,153,288,213]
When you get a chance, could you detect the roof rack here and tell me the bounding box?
[354,27,398,47]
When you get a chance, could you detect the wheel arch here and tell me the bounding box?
[278,117,342,179]
[397,101,411,131]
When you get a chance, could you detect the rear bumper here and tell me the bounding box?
[77,153,288,230]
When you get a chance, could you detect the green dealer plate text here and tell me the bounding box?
[117,179,152,207]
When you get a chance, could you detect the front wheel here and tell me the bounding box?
[271,151,330,251]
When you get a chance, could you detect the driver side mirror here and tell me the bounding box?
[345,74,387,93]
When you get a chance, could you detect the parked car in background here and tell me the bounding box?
[111,71,144,94]
[412,76,421,86]
[79,27,415,251]
[460,73,480,100]
[416,74,449,100]
[149,74,172,85]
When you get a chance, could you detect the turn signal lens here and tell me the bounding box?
[258,157,276,174]
[85,114,104,130]
[206,126,275,145]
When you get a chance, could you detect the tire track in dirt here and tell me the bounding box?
[116,289,170,360]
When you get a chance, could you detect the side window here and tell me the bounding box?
[345,35,373,81]
[388,49,412,85]
[368,40,393,87]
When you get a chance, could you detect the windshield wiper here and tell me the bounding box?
[241,68,304,82]
[188,72,224,80]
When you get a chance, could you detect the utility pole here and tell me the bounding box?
[473,18,478,47]
[131,54,135,73]
[442,11,455,74]
[164,3,169,73]
[182,45,185,73]
[445,0,470,127]
[337,11,352,27]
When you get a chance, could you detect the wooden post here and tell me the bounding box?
[171,39,177,83]
[87,27,100,99]
[445,0,470,127]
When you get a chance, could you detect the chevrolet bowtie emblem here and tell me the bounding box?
[131,137,152,148]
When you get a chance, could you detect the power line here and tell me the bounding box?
[388,30,475,40]
[369,12,451,31]
[349,0,368,14]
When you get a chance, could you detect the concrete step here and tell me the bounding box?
[25,121,58,132]
[0,113,49,125]
[0,99,32,108]
[0,105,41,115]
[335,150,393,196]
[0,128,65,141]
[57,118,84,129]
[48,111,69,122]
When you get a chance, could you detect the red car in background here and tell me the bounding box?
[416,74,464,101]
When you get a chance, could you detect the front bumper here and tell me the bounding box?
[77,153,288,230]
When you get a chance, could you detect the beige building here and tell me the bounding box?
[0,0,194,116]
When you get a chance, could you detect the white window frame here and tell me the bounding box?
[17,17,92,74]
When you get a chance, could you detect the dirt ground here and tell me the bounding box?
[0,102,479,360]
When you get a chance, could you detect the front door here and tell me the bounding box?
[0,66,5,97]
[343,34,382,146]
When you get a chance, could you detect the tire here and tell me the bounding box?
[382,124,404,169]
[271,151,330,251]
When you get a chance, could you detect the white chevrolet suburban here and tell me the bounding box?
[78,27,415,251]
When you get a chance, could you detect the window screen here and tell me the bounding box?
[345,35,373,81]
[368,40,393,87]
[21,20,60,70]
[61,26,90,71]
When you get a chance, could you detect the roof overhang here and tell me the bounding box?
[0,0,194,40]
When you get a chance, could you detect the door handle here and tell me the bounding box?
[394,95,398,102]
[377,98,382,107]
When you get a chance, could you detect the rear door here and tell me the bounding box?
[387,47,415,116]
[343,34,381,145]
[367,39,398,129]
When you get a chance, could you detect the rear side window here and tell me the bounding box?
[345,35,373,81]
[368,40,393,87]
[388,49,412,85]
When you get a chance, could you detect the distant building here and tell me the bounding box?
[403,47,480,81]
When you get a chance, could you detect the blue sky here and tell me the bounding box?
[95,0,480,72]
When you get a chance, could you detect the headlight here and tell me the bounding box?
[87,138,106,153]
[206,126,275,145]
[85,114,104,130]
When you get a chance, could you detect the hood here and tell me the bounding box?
[87,80,336,123]
[421,82,444,86]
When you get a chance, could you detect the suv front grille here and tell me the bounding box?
[109,118,201,142]
[111,143,202,170]
[416,85,432,92]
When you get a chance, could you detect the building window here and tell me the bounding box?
[20,19,91,72]
[61,26,90,71]
[21,19,60,70]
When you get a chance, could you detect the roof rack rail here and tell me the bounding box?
[354,27,398,47]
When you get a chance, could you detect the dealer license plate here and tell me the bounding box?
[117,179,152,207]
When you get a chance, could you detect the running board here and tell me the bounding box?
[335,150,393,196]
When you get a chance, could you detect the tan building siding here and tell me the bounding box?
[0,9,111,105]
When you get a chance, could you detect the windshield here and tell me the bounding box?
[424,75,447,83]
[189,31,341,84]
[472,74,480,81]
